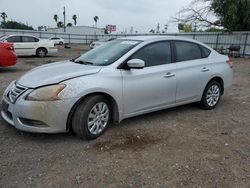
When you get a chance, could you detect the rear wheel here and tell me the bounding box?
[36,48,47,57]
[72,95,111,140]
[200,81,222,110]
[59,41,63,45]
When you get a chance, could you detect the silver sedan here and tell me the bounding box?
[1,36,233,139]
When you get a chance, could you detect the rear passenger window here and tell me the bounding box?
[175,41,202,62]
[22,36,38,42]
[201,46,211,58]
[130,42,171,67]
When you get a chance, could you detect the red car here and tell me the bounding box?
[0,42,17,67]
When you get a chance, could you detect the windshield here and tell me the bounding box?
[74,40,140,66]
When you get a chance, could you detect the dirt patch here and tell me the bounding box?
[90,132,169,152]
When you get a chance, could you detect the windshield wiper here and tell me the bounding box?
[74,60,94,65]
[70,56,81,62]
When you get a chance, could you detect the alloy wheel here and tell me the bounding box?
[87,102,109,135]
[206,85,220,107]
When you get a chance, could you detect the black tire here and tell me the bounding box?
[59,42,63,45]
[200,81,222,110]
[72,95,111,140]
[36,48,47,57]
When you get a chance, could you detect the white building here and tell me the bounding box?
[47,26,105,35]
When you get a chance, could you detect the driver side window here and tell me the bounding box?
[130,41,171,67]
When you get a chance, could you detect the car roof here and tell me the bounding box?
[6,34,39,38]
[119,35,212,49]
[120,35,196,42]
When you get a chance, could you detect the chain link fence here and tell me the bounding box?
[1,29,250,56]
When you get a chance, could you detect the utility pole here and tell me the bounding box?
[63,6,66,32]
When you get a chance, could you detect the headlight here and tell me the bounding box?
[26,84,66,101]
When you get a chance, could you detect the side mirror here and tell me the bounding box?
[127,59,145,69]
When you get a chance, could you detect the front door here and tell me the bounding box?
[19,36,39,55]
[121,41,177,117]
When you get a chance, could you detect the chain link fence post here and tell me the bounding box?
[243,32,249,56]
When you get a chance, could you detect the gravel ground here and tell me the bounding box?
[0,46,250,188]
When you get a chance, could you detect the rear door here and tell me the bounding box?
[121,41,177,117]
[174,41,212,103]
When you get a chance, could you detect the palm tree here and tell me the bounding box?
[93,16,99,27]
[57,21,64,28]
[53,14,59,26]
[72,14,77,26]
[1,12,7,22]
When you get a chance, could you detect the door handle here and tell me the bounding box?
[163,72,175,78]
[201,67,210,72]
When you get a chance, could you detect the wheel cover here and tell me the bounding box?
[38,49,45,57]
[87,102,109,135]
[206,85,220,107]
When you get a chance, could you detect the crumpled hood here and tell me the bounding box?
[17,61,102,88]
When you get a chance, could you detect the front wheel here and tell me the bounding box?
[200,81,222,110]
[72,95,111,140]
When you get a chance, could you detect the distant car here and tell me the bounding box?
[1,36,233,140]
[90,37,116,49]
[0,42,17,67]
[0,35,58,57]
[49,37,64,45]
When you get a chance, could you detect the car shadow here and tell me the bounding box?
[0,67,22,73]
[18,55,57,58]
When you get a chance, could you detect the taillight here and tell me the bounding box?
[6,46,14,51]
[226,59,233,68]
[2,43,14,51]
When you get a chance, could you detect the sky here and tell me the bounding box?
[0,0,192,33]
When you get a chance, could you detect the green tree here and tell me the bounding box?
[104,25,110,34]
[183,23,193,32]
[212,0,250,31]
[57,21,64,28]
[204,27,224,32]
[149,29,155,33]
[3,21,33,30]
[67,23,73,27]
[72,14,77,26]
[172,0,250,31]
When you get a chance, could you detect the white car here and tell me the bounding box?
[0,35,58,57]
[90,37,116,49]
[49,37,64,45]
